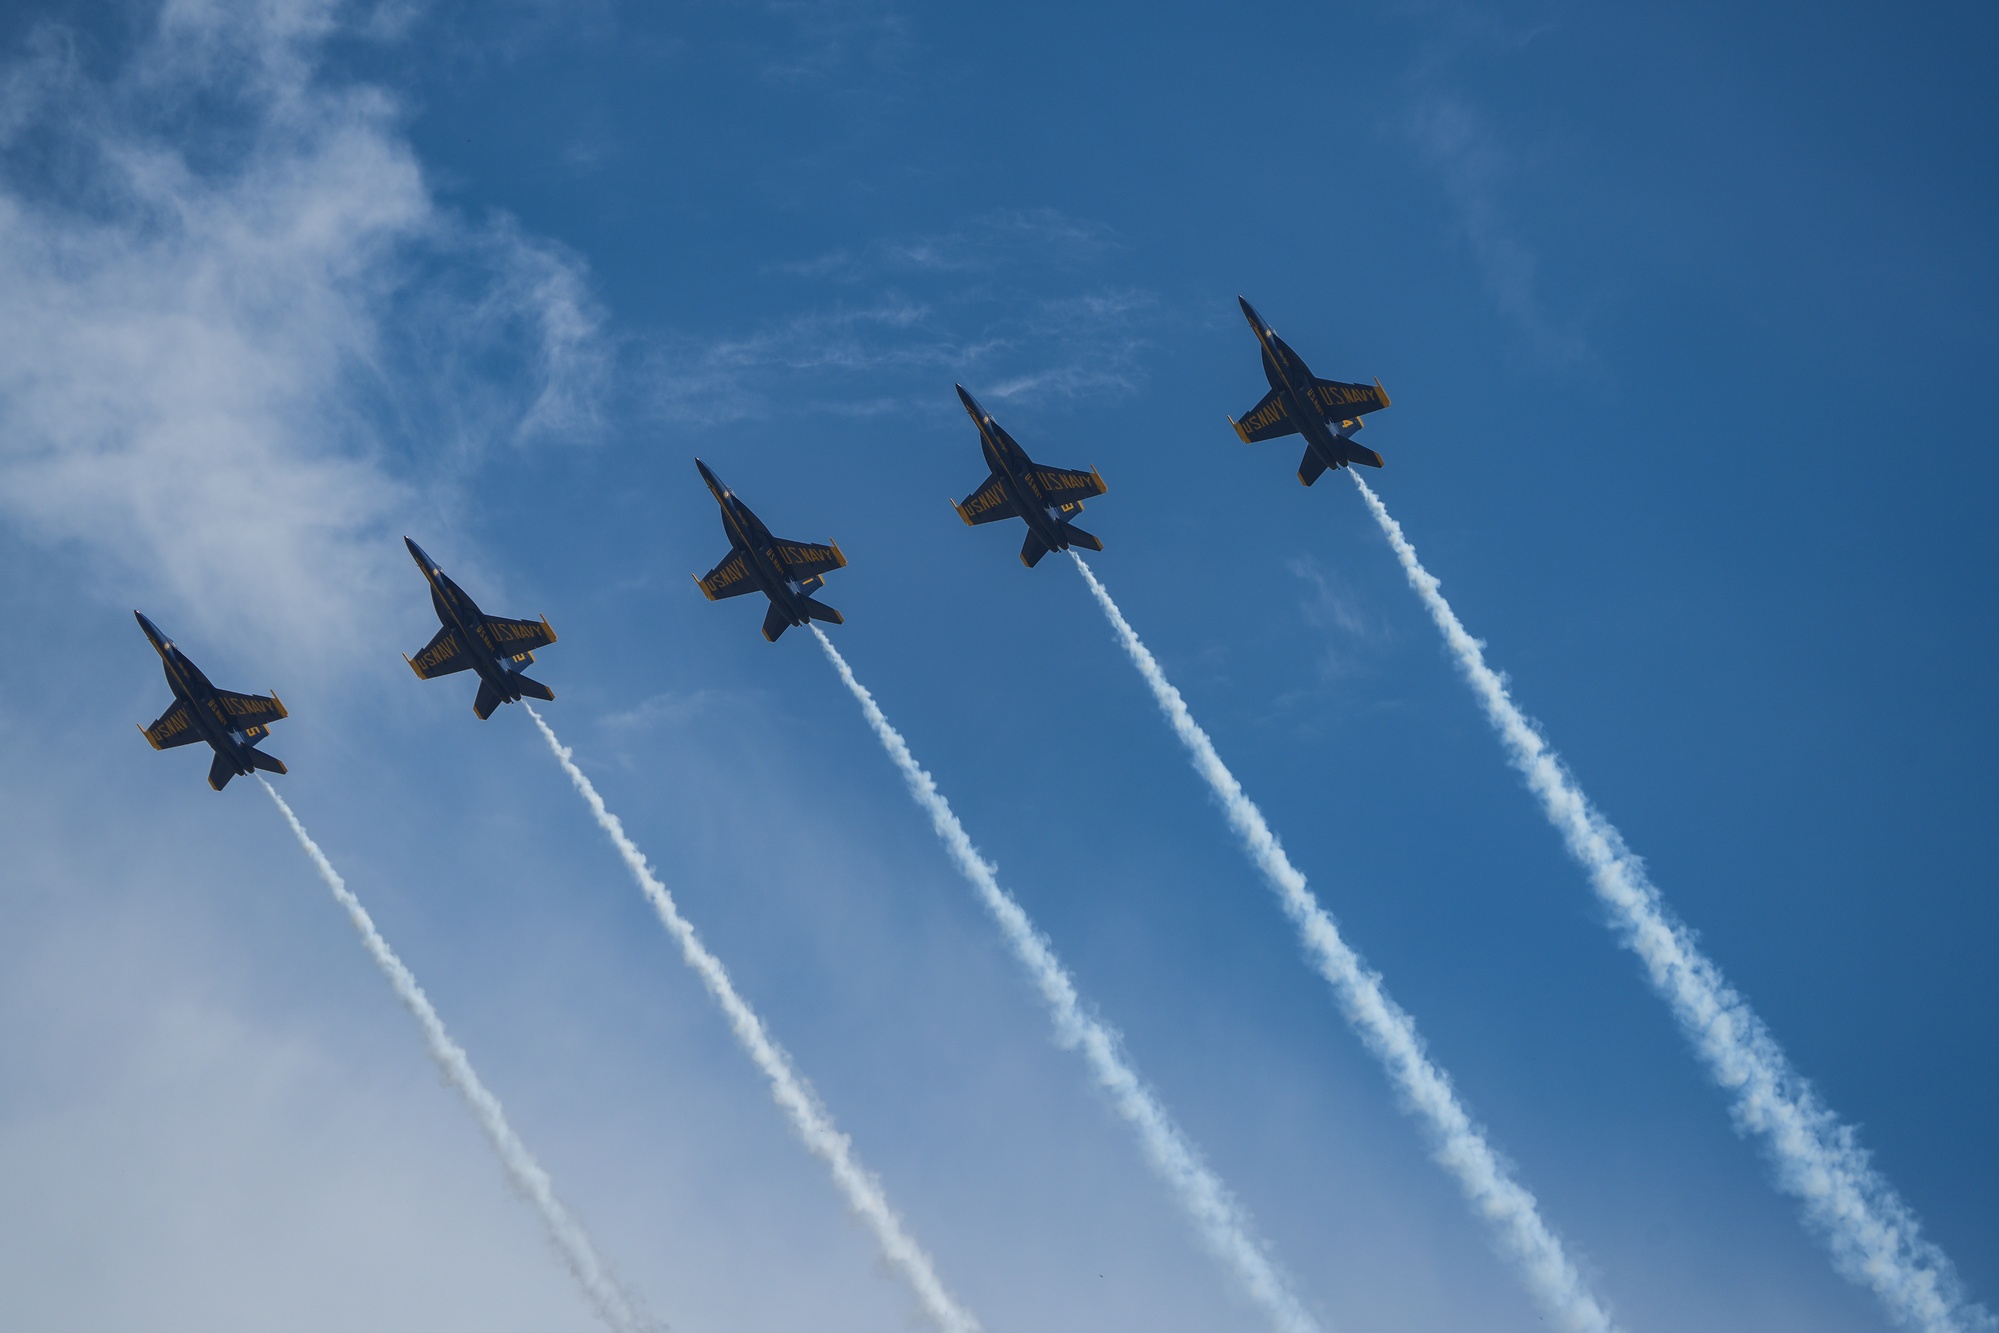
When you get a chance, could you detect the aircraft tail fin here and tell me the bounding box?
[1059,521,1102,553]
[473,678,504,720]
[1298,449,1332,487]
[1020,529,1051,568]
[800,595,844,626]
[512,672,555,703]
[761,604,792,643]
[208,752,237,792]
[246,747,286,775]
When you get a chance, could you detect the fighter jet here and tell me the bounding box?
[950,385,1108,568]
[134,612,289,792]
[693,459,847,643]
[402,538,558,719]
[1231,297,1391,485]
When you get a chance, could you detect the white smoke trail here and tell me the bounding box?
[810,628,1322,1333]
[1068,553,1615,1333]
[257,780,650,1333]
[1349,473,1993,1333]
[523,707,980,1333]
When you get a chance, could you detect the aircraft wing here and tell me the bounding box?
[408,626,474,678]
[696,548,759,600]
[140,700,203,750]
[1231,388,1297,443]
[954,473,1019,526]
[771,539,847,581]
[483,615,557,657]
[212,689,288,729]
[1306,377,1390,419]
[1028,465,1107,507]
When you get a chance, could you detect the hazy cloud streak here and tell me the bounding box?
[1070,554,1615,1333]
[524,706,980,1333]
[258,780,649,1333]
[811,629,1322,1333]
[1350,474,1993,1333]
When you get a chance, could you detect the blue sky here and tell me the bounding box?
[0,1,1993,1330]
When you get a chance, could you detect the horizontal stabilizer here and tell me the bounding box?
[473,677,504,720]
[761,604,792,643]
[512,673,555,703]
[1342,440,1385,468]
[1060,521,1102,553]
[1020,528,1051,569]
[800,595,843,626]
[1298,449,1331,487]
[247,747,286,775]
[208,752,237,792]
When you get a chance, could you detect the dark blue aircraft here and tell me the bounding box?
[950,385,1108,568]
[403,538,558,719]
[1231,297,1391,485]
[693,459,847,643]
[134,612,288,791]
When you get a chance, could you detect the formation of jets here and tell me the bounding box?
[139,297,1390,785]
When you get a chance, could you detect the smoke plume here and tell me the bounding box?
[258,780,651,1333]
[1349,473,1992,1333]
[811,629,1323,1333]
[1069,554,1616,1333]
[523,707,980,1333]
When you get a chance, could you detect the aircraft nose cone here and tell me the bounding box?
[403,536,436,571]
[954,384,985,419]
[134,610,171,653]
[1237,295,1262,327]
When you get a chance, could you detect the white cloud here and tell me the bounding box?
[0,0,606,677]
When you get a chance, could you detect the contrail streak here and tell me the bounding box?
[1069,554,1615,1333]
[1349,472,1993,1333]
[258,780,650,1333]
[523,707,979,1333]
[811,628,1322,1333]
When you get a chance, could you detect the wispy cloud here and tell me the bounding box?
[0,0,608,676]
[774,209,1120,282]
[646,281,1154,426]
[1286,555,1393,684]
[1395,13,1587,367]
